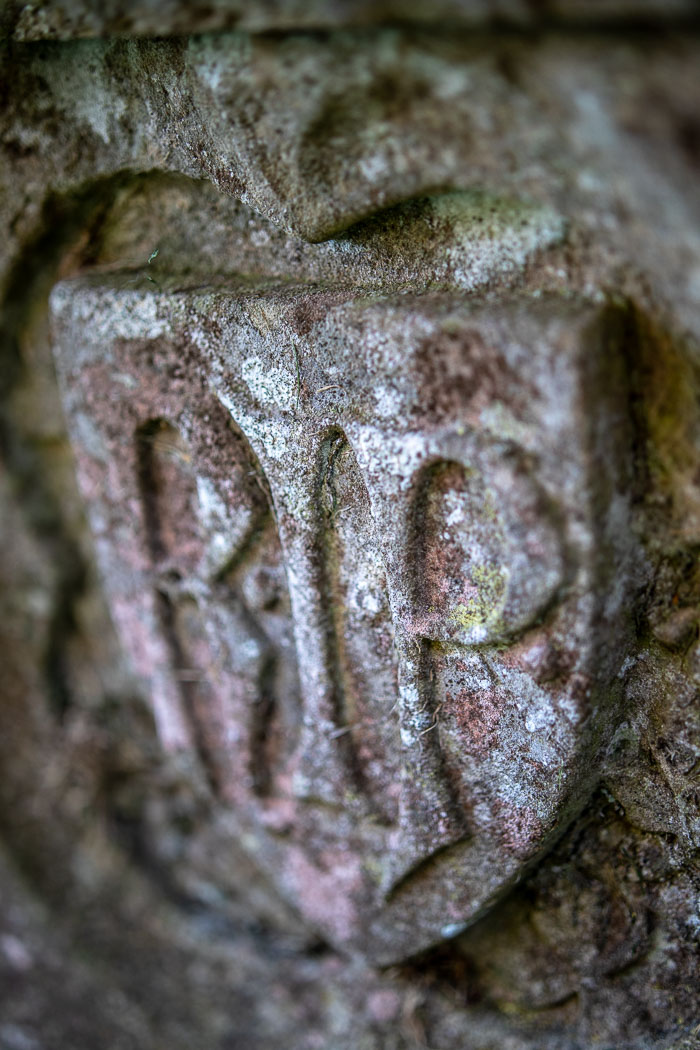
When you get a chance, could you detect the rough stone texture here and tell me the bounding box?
[49,274,645,964]
[5,0,700,41]
[1,4,700,1049]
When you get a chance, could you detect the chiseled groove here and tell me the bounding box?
[135,419,221,796]
[219,576,281,800]
[384,832,471,906]
[212,414,277,584]
[316,429,374,803]
[209,417,285,799]
[406,465,470,803]
[249,649,278,797]
[212,512,270,585]
[137,415,292,801]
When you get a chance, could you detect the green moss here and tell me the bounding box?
[482,490,499,524]
[449,563,507,631]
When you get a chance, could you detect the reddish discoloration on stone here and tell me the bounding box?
[287,847,363,945]
[411,326,536,429]
[495,801,545,858]
[499,632,574,684]
[443,688,505,758]
[0,15,698,1048]
[49,279,644,964]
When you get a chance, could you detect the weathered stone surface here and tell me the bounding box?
[1,5,700,1049]
[48,271,645,962]
[2,27,699,265]
[6,0,699,41]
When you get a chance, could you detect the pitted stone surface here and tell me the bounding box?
[49,274,644,960]
[1,8,700,1050]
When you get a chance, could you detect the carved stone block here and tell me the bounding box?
[50,275,643,962]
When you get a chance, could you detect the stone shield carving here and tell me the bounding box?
[49,276,640,963]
